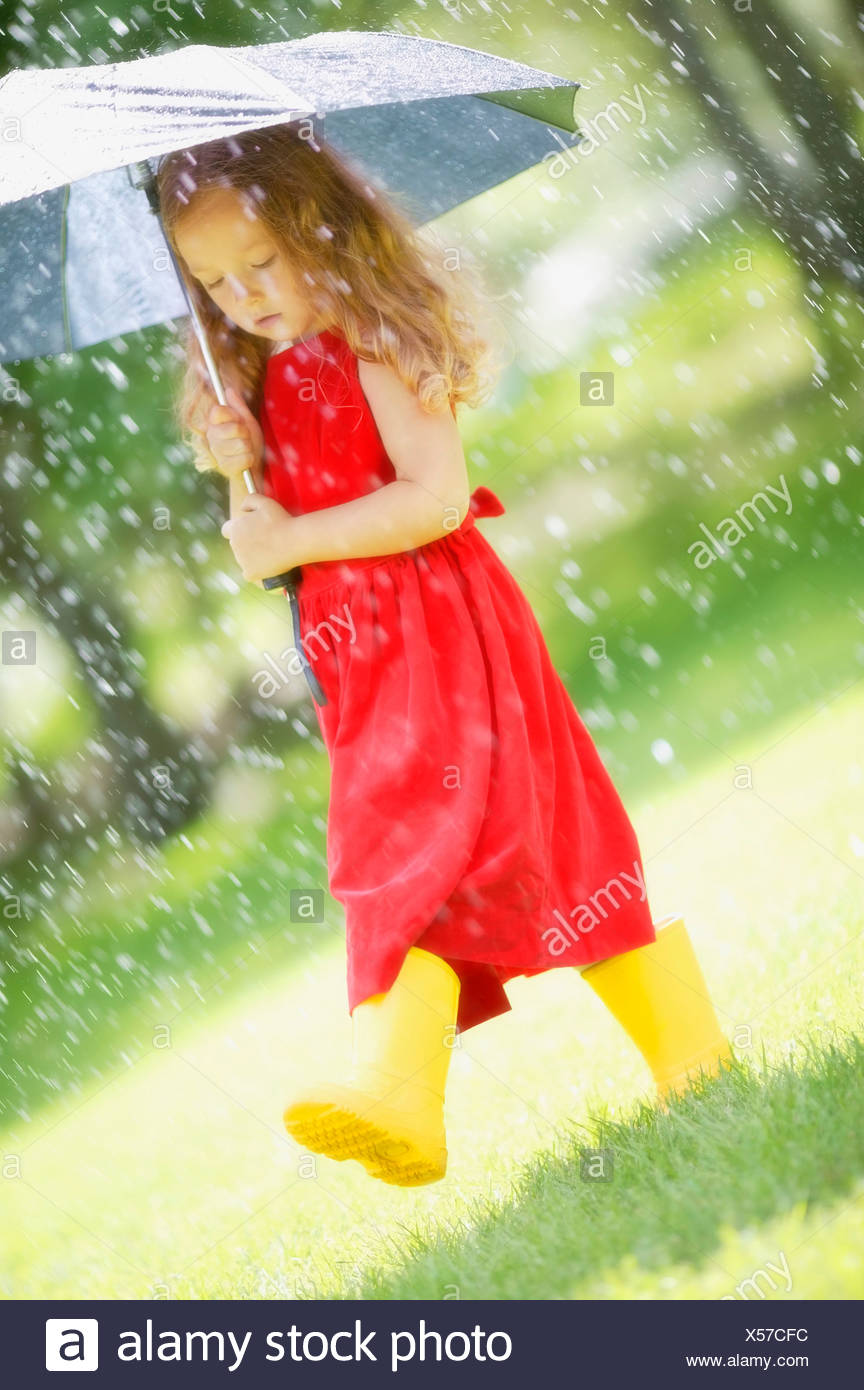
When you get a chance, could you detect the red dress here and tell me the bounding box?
[259,327,657,1033]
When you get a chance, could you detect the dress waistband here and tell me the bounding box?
[296,483,506,599]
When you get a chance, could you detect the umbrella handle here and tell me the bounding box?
[240,467,297,590]
[240,467,325,702]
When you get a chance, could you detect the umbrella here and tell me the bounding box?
[0,30,582,702]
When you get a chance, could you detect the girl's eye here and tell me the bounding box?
[204,256,276,291]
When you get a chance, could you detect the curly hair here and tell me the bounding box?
[155,119,509,474]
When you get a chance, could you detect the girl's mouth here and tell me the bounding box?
[255,313,283,327]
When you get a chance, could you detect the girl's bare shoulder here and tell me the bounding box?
[355,353,455,428]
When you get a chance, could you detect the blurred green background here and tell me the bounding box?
[1,0,863,1300]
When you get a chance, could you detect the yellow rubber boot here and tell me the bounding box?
[283,947,460,1187]
[580,915,733,1101]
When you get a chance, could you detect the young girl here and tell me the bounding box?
[157,123,732,1188]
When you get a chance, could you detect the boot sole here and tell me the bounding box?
[283,1089,447,1187]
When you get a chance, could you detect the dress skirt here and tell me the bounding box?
[293,486,657,1033]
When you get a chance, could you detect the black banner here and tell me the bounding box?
[2,1299,855,1385]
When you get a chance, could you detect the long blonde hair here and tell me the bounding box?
[155,120,507,473]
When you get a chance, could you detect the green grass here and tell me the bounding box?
[355,1037,864,1300]
[1,679,862,1300]
[0,748,333,1127]
[476,324,864,792]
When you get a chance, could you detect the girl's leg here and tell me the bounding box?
[283,946,460,1187]
[579,915,733,1099]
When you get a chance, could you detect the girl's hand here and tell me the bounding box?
[205,386,265,480]
[221,495,306,584]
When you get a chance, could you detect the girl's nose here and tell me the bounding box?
[226,274,253,303]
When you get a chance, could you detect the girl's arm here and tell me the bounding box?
[290,357,472,566]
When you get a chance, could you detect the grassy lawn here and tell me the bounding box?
[2,677,862,1300]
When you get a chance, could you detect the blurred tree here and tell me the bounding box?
[1,386,217,863]
[639,0,863,294]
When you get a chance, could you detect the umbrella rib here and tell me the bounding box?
[59,182,72,354]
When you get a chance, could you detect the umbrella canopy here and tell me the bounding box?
[0,30,581,363]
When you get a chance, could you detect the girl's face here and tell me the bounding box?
[174,187,328,343]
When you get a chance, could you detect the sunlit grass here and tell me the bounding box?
[2,681,862,1299]
[0,751,332,1126]
[356,1037,864,1300]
